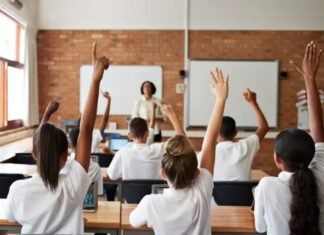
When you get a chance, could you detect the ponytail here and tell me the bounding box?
[34,123,68,191]
[289,168,321,235]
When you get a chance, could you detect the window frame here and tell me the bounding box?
[0,9,25,131]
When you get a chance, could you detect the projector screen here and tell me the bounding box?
[186,60,279,128]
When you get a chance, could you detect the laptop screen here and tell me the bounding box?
[83,182,97,212]
[109,138,129,151]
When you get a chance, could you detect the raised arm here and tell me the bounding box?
[200,68,228,175]
[291,41,324,142]
[243,88,269,141]
[99,91,111,135]
[76,43,110,171]
[40,101,59,126]
[161,104,185,136]
[149,101,157,129]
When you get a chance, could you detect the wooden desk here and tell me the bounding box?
[0,137,32,162]
[121,204,258,235]
[0,199,120,234]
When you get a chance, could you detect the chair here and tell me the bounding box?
[122,179,167,203]
[91,153,114,168]
[0,173,25,198]
[213,181,259,206]
[4,153,36,165]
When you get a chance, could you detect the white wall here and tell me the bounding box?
[37,0,324,30]
[0,0,38,28]
[37,0,185,30]
[190,0,324,30]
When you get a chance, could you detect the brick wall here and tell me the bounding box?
[37,30,324,176]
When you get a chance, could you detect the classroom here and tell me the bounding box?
[0,0,324,234]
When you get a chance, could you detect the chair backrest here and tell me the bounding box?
[0,173,25,198]
[4,153,36,165]
[122,179,167,203]
[91,153,114,167]
[213,181,259,206]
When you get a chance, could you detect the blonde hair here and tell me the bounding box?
[162,135,198,189]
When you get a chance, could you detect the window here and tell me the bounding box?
[0,10,25,130]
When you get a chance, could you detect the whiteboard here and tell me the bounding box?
[186,60,279,128]
[80,65,163,115]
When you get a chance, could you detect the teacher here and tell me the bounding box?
[132,81,164,142]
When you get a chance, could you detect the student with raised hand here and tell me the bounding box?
[107,101,175,181]
[213,88,268,181]
[91,90,113,153]
[254,41,323,235]
[3,43,109,234]
[129,68,228,235]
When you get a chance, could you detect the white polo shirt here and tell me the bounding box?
[107,142,165,180]
[63,153,103,195]
[4,160,91,234]
[129,169,213,235]
[91,129,103,153]
[132,96,164,135]
[254,143,324,235]
[213,134,260,181]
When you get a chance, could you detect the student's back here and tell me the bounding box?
[131,169,212,235]
[108,142,164,180]
[5,158,89,234]
[214,134,259,181]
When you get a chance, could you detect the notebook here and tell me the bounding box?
[83,181,98,212]
[108,137,129,151]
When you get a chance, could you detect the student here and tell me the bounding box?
[129,68,228,235]
[254,41,323,235]
[91,90,113,153]
[3,43,109,234]
[68,127,104,195]
[106,101,167,180]
[213,88,269,181]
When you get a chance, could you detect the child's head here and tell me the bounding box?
[32,123,68,191]
[274,128,320,235]
[162,135,198,189]
[274,128,315,171]
[129,117,149,140]
[219,116,237,140]
[68,127,80,150]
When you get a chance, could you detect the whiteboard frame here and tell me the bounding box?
[185,59,279,129]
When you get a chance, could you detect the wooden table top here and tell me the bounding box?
[121,204,256,233]
[0,199,120,230]
[0,137,32,162]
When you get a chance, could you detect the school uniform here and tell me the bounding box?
[129,169,213,235]
[91,129,103,153]
[213,134,260,181]
[63,152,103,195]
[254,143,324,235]
[107,141,165,180]
[4,160,91,234]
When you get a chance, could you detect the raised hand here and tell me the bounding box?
[243,88,257,104]
[290,41,322,81]
[101,90,111,99]
[210,67,229,101]
[45,100,59,115]
[92,42,110,82]
[161,104,175,118]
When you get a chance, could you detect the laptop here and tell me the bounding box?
[151,184,169,194]
[83,181,98,212]
[108,137,129,151]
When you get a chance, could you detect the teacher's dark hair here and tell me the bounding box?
[140,81,156,95]
[33,123,68,192]
[275,128,320,235]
